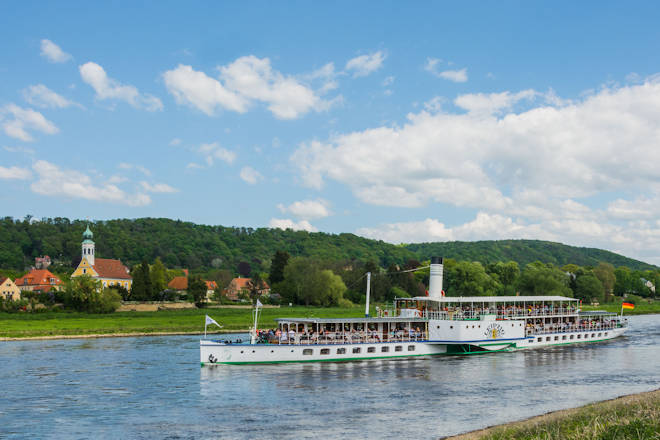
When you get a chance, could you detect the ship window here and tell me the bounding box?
[367,347,375,353]
[598,333,602,337]
[585,334,589,339]
[320,348,330,355]
[303,349,313,355]
[395,346,402,352]
[353,347,361,354]
[591,333,595,338]
[381,346,389,353]
[408,346,415,351]
[577,334,581,339]
[450,326,453,329]
[554,336,558,341]
[437,325,440,329]
[537,338,542,342]
[478,325,481,328]
[570,335,574,340]
[562,335,566,340]
[472,325,475,328]
[511,324,514,327]
[546,337,550,342]
[604,332,608,336]
[337,348,346,354]
[240,350,244,354]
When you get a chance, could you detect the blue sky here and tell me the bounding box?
[3,2,660,263]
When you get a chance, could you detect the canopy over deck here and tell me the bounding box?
[275,317,426,324]
[405,295,578,303]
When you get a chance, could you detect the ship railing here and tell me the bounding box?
[269,331,428,345]
[419,308,580,320]
[525,322,620,336]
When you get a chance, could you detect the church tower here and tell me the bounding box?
[81,225,95,266]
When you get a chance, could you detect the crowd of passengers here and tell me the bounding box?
[525,319,617,335]
[255,326,425,344]
[422,304,579,318]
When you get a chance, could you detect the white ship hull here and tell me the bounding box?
[200,327,626,365]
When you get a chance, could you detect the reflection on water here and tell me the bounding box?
[0,315,658,439]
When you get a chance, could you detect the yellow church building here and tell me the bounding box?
[72,226,132,290]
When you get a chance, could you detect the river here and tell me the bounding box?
[1,314,658,439]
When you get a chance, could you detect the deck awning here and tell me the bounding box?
[404,295,578,303]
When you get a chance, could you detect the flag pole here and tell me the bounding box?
[204,320,208,338]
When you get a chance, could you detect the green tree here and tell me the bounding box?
[593,262,615,301]
[64,275,101,311]
[276,257,348,306]
[516,262,572,297]
[446,261,500,296]
[188,276,207,306]
[150,257,168,295]
[574,274,605,304]
[269,250,290,285]
[247,273,265,304]
[130,260,153,301]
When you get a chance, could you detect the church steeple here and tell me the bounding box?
[82,225,95,266]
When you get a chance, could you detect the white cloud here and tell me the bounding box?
[139,181,178,193]
[240,166,263,185]
[23,84,82,109]
[345,51,386,78]
[163,64,247,115]
[40,39,71,63]
[0,165,31,180]
[79,62,163,111]
[382,76,395,86]
[169,138,182,146]
[197,142,236,166]
[118,162,151,176]
[30,160,150,206]
[277,199,331,220]
[164,57,337,119]
[425,58,468,82]
[0,104,59,142]
[293,77,660,263]
[268,218,318,232]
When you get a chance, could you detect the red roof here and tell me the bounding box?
[168,276,188,290]
[229,277,269,290]
[0,277,8,284]
[14,269,62,287]
[92,258,131,280]
[206,280,217,290]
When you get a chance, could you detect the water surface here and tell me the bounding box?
[1,314,658,439]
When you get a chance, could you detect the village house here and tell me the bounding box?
[71,226,132,290]
[167,269,218,300]
[0,277,22,301]
[34,255,51,269]
[14,269,62,293]
[224,277,270,301]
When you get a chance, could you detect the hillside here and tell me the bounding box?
[0,217,655,273]
[405,239,657,271]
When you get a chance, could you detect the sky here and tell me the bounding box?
[2,2,660,263]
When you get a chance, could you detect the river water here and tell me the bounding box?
[1,314,658,439]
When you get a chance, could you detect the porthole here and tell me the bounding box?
[546,337,550,342]
[450,325,453,329]
[252,350,255,353]
[240,350,244,353]
[511,324,514,327]
[271,350,274,353]
[577,335,581,339]
[554,336,558,341]
[604,332,608,336]
[437,326,440,329]
[570,335,574,340]
[562,336,566,340]
[591,333,595,338]
[598,333,602,337]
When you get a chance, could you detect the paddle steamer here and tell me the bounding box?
[200,258,628,365]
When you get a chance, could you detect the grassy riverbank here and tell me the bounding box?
[448,389,660,440]
[0,306,371,339]
[581,300,660,315]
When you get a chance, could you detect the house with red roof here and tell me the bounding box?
[167,274,218,300]
[224,277,270,301]
[1,277,22,300]
[14,269,62,293]
[71,226,132,290]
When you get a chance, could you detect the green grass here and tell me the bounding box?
[581,299,660,315]
[0,306,373,338]
[473,389,660,440]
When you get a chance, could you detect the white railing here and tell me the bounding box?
[260,331,428,345]
[381,308,582,320]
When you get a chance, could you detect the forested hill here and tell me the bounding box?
[0,217,655,272]
[405,240,657,271]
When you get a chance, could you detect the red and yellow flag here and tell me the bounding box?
[622,302,635,310]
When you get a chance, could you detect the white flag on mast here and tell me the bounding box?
[205,315,222,328]
[256,299,263,308]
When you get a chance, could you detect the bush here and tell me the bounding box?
[86,288,122,314]
[337,297,354,308]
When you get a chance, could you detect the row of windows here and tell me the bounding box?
[445,323,523,329]
[303,345,416,355]
[533,332,607,343]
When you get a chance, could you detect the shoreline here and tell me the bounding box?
[1,330,250,342]
[443,388,660,439]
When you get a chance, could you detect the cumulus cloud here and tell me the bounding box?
[30,160,150,206]
[0,165,31,180]
[239,166,263,185]
[80,62,163,111]
[118,162,151,176]
[23,84,83,109]
[268,218,318,232]
[0,104,59,141]
[197,142,236,166]
[40,39,71,63]
[345,51,386,78]
[293,77,660,263]
[277,199,331,220]
[163,56,338,119]
[425,57,468,82]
